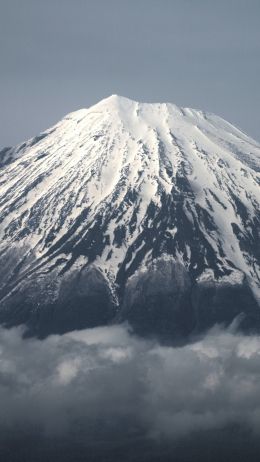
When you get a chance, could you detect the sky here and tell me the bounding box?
[0,0,260,147]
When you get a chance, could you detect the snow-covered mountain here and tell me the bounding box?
[0,95,259,338]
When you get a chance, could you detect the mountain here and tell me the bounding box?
[0,95,259,339]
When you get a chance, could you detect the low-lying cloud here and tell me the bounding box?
[1,323,260,452]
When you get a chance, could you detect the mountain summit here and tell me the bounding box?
[0,95,259,339]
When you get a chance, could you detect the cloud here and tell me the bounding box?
[1,323,260,453]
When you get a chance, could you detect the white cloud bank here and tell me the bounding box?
[0,324,260,443]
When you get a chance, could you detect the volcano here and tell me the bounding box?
[0,95,259,339]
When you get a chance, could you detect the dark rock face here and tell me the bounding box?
[52,266,116,335]
[0,266,116,337]
[0,147,13,167]
[120,259,260,342]
[191,276,260,333]
[121,258,194,342]
[0,255,259,341]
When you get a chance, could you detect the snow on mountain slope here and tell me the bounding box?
[0,95,259,337]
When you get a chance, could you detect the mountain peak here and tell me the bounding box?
[92,93,137,112]
[65,95,207,128]
[0,94,259,336]
[103,93,132,103]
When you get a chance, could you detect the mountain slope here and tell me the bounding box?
[0,95,259,338]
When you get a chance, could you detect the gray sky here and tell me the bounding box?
[0,0,259,147]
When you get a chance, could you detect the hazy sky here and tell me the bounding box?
[0,0,259,147]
